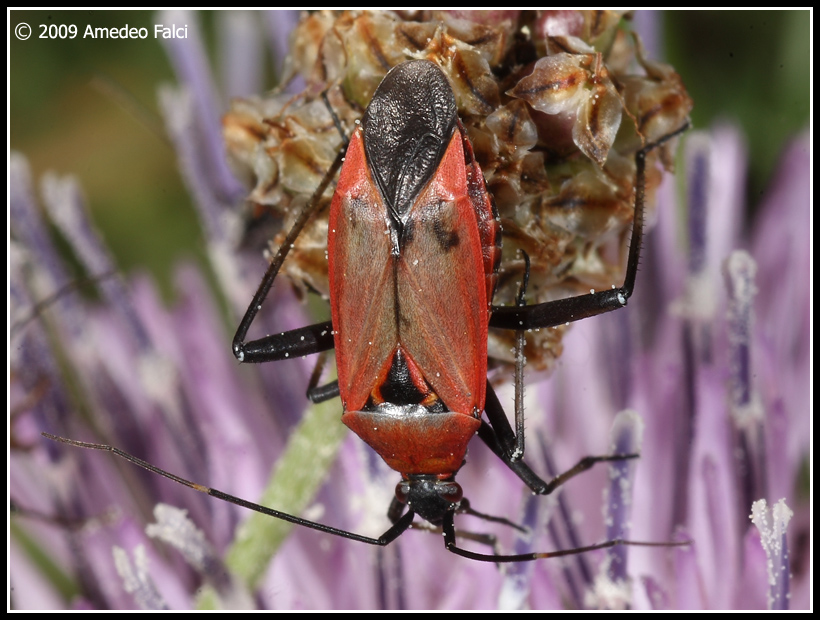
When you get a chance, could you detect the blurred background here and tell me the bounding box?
[10,10,810,302]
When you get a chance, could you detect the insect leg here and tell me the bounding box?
[238,320,335,364]
[409,519,501,555]
[458,497,526,533]
[307,381,340,403]
[387,495,406,524]
[304,350,341,404]
[390,499,510,555]
[489,122,691,331]
[304,350,341,403]
[233,88,353,364]
[231,145,342,364]
[512,250,531,460]
[321,89,351,149]
[482,382,638,495]
[481,383,549,493]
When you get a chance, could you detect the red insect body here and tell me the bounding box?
[44,55,690,566]
[328,61,501,477]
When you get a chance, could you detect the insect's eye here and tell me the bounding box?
[435,481,463,504]
[395,481,410,504]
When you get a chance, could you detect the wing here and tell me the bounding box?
[328,127,397,412]
[396,130,489,415]
[329,61,496,418]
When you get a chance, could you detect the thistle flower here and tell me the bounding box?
[518,125,810,610]
[10,10,808,610]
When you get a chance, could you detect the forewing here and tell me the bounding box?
[396,132,489,415]
[328,129,397,412]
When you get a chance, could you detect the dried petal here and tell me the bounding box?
[574,80,623,166]
[509,54,588,115]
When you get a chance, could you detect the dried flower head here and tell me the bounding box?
[223,10,693,373]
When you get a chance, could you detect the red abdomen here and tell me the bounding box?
[327,60,500,476]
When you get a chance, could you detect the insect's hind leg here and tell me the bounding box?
[511,251,530,461]
[232,87,352,365]
[488,121,691,332]
[231,153,343,364]
[480,124,690,489]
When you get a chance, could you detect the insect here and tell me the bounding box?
[47,59,689,562]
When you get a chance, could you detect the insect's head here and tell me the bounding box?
[395,475,463,526]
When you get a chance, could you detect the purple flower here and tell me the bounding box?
[10,11,808,610]
[524,125,809,610]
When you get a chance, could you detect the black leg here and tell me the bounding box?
[307,380,341,404]
[481,382,639,495]
[409,519,501,555]
[481,382,548,492]
[512,250,531,461]
[232,87,351,365]
[231,152,343,364]
[458,497,526,533]
[489,122,691,331]
[482,381,517,455]
[238,320,335,364]
[305,351,341,403]
[478,124,691,491]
